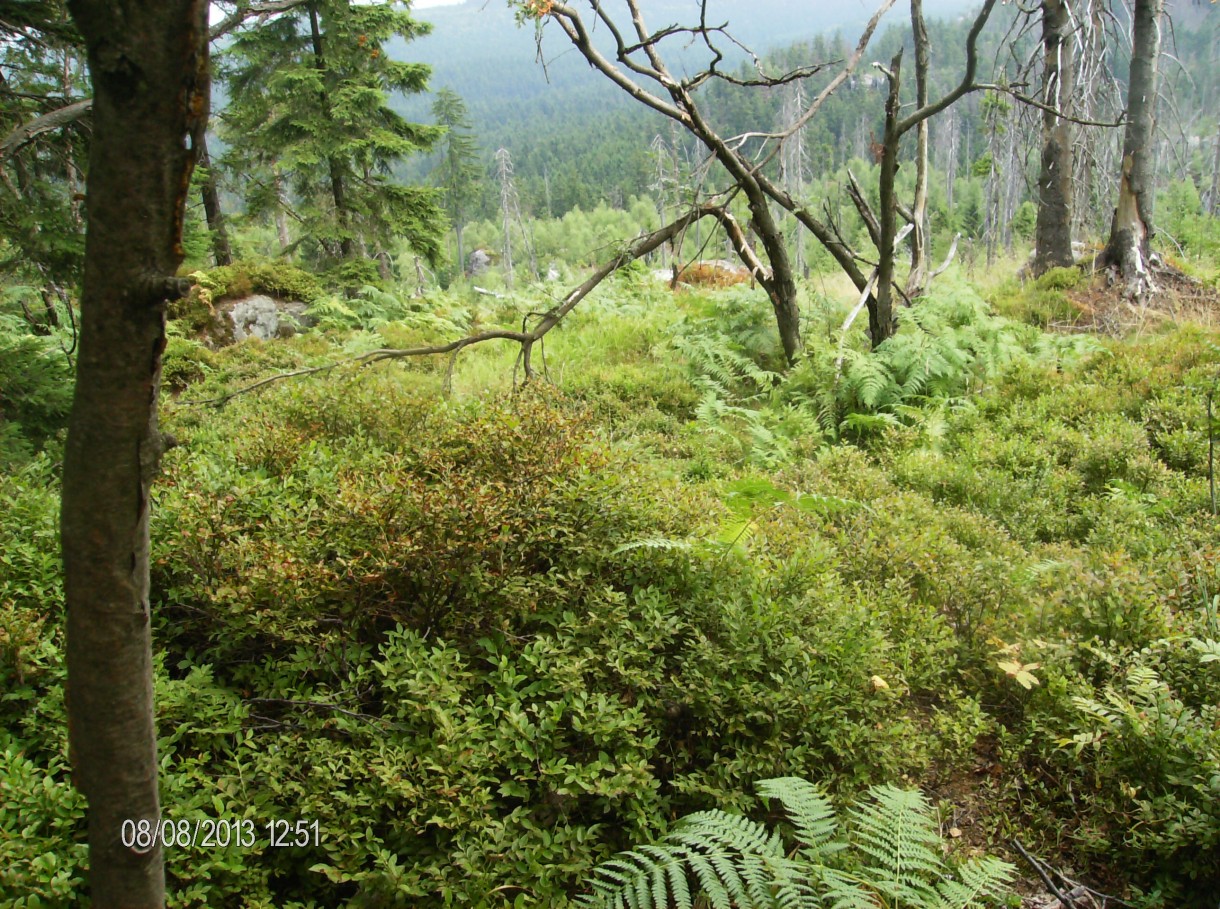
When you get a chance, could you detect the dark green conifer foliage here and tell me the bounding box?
[0,0,88,287]
[430,87,481,271]
[217,0,443,280]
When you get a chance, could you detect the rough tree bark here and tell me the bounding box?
[1034,0,1076,275]
[1101,0,1163,295]
[60,1,208,906]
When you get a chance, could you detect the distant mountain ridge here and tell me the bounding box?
[389,0,979,212]
[398,0,979,105]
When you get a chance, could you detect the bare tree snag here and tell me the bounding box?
[906,0,932,298]
[273,165,293,252]
[541,0,893,361]
[60,1,209,906]
[873,51,904,346]
[1034,0,1076,276]
[1207,124,1220,216]
[1100,0,1163,296]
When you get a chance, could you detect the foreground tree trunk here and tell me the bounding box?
[61,1,208,906]
[1101,0,1163,294]
[1034,0,1076,276]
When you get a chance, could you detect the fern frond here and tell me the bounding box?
[582,778,1013,909]
[684,849,734,909]
[755,777,838,858]
[932,856,1015,909]
[676,809,784,859]
[820,866,883,909]
[849,356,895,409]
[839,412,901,437]
[663,847,694,909]
[581,847,688,909]
[850,785,944,902]
[792,493,869,518]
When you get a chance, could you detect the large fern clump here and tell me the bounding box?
[830,284,1099,434]
[580,777,1014,909]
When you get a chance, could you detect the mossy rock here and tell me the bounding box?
[190,260,326,307]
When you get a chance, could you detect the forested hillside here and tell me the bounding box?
[2,1,1220,908]
[392,0,981,214]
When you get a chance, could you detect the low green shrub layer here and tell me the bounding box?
[2,283,1218,907]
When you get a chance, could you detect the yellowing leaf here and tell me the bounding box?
[997,660,1041,689]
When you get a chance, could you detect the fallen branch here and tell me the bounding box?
[1012,839,1080,909]
[182,207,720,407]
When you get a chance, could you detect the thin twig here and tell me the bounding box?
[244,697,381,725]
[1012,838,1079,909]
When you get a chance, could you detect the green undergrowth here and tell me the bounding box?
[2,277,1219,907]
[0,297,73,468]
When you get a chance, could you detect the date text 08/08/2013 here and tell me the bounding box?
[121,817,322,850]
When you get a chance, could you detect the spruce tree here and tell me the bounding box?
[430,87,481,273]
[217,0,443,282]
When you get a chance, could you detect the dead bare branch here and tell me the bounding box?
[929,233,961,281]
[846,169,882,250]
[208,0,312,41]
[978,82,1125,127]
[0,98,90,161]
[897,0,1001,134]
[547,3,686,122]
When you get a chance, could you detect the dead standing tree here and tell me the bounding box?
[841,0,999,341]
[1034,0,1077,275]
[525,0,999,354]
[1099,0,1164,296]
